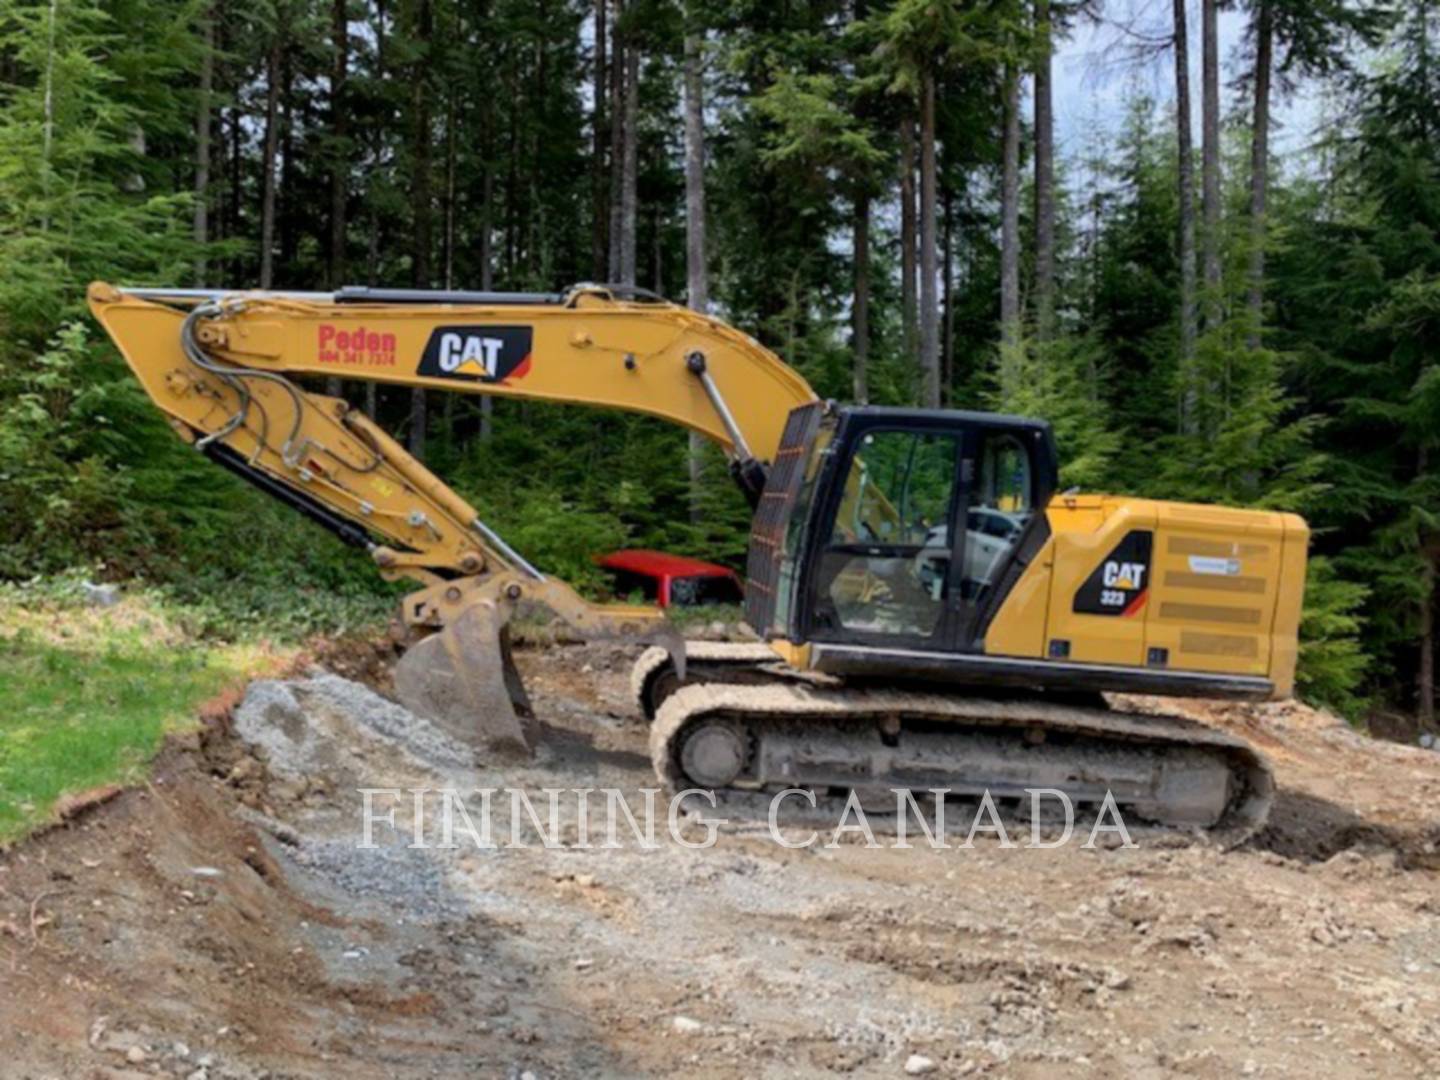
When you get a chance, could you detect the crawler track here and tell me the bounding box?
[648,680,1274,846]
[631,642,786,720]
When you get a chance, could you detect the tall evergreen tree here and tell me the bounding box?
[1032,0,1055,339]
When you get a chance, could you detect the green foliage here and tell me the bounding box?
[0,323,127,575]
[1140,335,1327,513]
[988,335,1119,491]
[0,0,1433,725]
[754,71,884,174]
[1296,557,1371,717]
[871,0,1012,97]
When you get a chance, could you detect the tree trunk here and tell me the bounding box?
[229,107,242,280]
[1422,544,1436,727]
[683,35,706,314]
[408,0,434,457]
[942,184,954,404]
[1246,1,1273,350]
[918,70,940,408]
[364,0,385,423]
[684,27,708,518]
[532,33,547,280]
[1422,447,1436,726]
[853,0,871,402]
[209,11,225,252]
[899,116,917,358]
[592,0,608,280]
[444,56,458,440]
[999,62,1021,356]
[480,163,495,441]
[329,0,348,290]
[1174,0,1199,433]
[39,0,57,230]
[259,34,281,289]
[1033,0,1055,339]
[409,0,433,288]
[652,197,663,291]
[279,49,297,271]
[1201,0,1222,331]
[193,4,213,285]
[443,109,457,288]
[505,68,519,280]
[480,117,493,294]
[443,6,459,293]
[607,0,624,279]
[619,35,639,286]
[323,0,347,397]
[853,189,870,404]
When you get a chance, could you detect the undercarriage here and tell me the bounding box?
[634,645,1275,843]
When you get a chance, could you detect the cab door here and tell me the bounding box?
[801,416,1047,654]
[805,424,966,648]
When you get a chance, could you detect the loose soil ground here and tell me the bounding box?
[1,641,1438,1079]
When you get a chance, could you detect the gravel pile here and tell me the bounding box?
[233,672,474,779]
[300,671,474,769]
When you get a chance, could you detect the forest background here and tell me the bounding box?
[0,0,1436,728]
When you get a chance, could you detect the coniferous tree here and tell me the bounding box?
[1173,0,1199,431]
[1032,0,1055,339]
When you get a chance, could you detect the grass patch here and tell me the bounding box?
[0,580,288,845]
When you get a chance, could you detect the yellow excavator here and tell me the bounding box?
[89,280,1307,838]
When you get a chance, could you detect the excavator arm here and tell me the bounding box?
[87,280,817,752]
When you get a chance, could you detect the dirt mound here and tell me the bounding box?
[1116,692,1440,867]
[0,748,340,1078]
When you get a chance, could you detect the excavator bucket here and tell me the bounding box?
[390,575,688,760]
[392,604,537,757]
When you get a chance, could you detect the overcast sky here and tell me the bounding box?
[1048,1,1327,162]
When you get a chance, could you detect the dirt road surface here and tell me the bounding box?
[2,641,1438,1078]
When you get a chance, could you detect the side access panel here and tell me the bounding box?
[1142,503,1291,680]
[1041,501,1158,667]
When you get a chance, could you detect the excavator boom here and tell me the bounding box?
[88,282,815,575]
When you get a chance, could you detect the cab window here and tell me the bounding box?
[978,434,1032,513]
[962,433,1034,601]
[775,428,831,631]
[816,430,960,640]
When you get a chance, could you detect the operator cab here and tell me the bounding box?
[745,403,1059,654]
